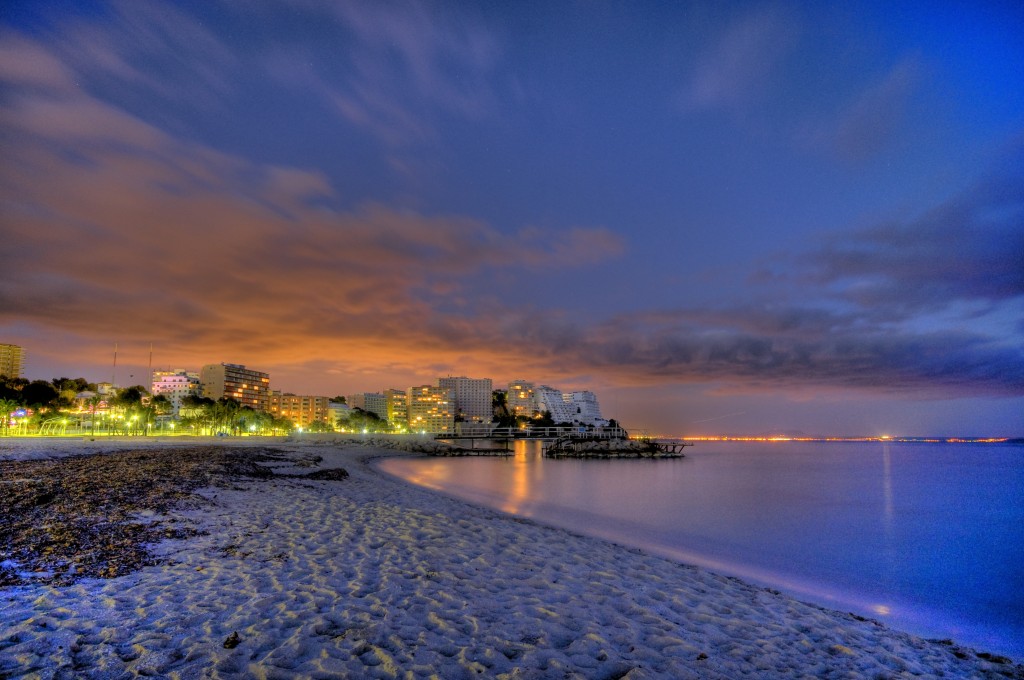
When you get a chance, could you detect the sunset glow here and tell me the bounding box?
[1,2,1021,437]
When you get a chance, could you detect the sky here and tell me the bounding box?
[1,0,1022,437]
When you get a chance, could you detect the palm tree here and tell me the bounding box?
[85,394,102,437]
[210,398,241,435]
[0,397,20,436]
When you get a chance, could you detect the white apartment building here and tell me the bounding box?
[327,401,353,426]
[363,393,387,419]
[535,385,574,423]
[151,369,201,414]
[566,391,605,425]
[535,385,606,426]
[438,376,493,422]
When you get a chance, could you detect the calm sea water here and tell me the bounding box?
[378,440,1024,658]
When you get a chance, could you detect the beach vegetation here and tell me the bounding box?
[51,377,95,406]
[337,407,389,433]
[150,394,172,415]
[182,394,215,409]
[0,375,28,401]
[306,418,334,433]
[492,390,510,419]
[22,380,59,409]
[0,397,19,436]
[532,410,556,428]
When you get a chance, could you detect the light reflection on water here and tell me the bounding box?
[378,440,1024,659]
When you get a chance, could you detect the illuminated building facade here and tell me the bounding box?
[406,385,454,433]
[0,343,26,378]
[200,363,271,411]
[384,388,408,428]
[439,376,493,422]
[507,379,536,416]
[269,392,330,427]
[151,369,200,414]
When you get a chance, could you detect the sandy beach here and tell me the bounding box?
[1,438,1021,679]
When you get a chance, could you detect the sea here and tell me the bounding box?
[377,440,1024,659]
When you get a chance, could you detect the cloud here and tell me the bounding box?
[830,57,920,161]
[468,292,1018,396]
[51,0,238,108]
[0,29,620,377]
[796,56,922,162]
[258,0,503,147]
[1,10,1020,405]
[683,4,799,111]
[797,155,1024,313]
[554,151,1024,395]
[488,148,1024,396]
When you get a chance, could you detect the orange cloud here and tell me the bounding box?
[0,30,622,386]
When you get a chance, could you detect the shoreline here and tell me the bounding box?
[375,442,1024,662]
[1,437,1021,678]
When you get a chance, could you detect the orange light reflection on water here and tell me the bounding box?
[500,442,544,515]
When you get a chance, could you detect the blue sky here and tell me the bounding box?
[1,0,1022,436]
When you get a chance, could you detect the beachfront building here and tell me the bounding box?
[536,385,574,423]
[327,400,352,427]
[363,393,387,419]
[507,380,536,416]
[346,393,366,410]
[535,386,606,426]
[384,389,408,429]
[566,391,605,425]
[200,363,271,411]
[151,369,201,415]
[438,376,493,423]
[269,392,330,428]
[0,343,26,378]
[406,385,454,434]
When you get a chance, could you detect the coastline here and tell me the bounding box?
[1,438,1020,678]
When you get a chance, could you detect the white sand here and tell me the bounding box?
[1,438,1020,679]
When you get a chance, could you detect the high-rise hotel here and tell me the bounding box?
[0,343,26,378]
[406,385,454,433]
[438,376,493,423]
[200,363,271,411]
[384,388,408,428]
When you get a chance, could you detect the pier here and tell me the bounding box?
[544,433,692,458]
[437,425,692,458]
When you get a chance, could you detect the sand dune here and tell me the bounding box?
[1,438,1020,678]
